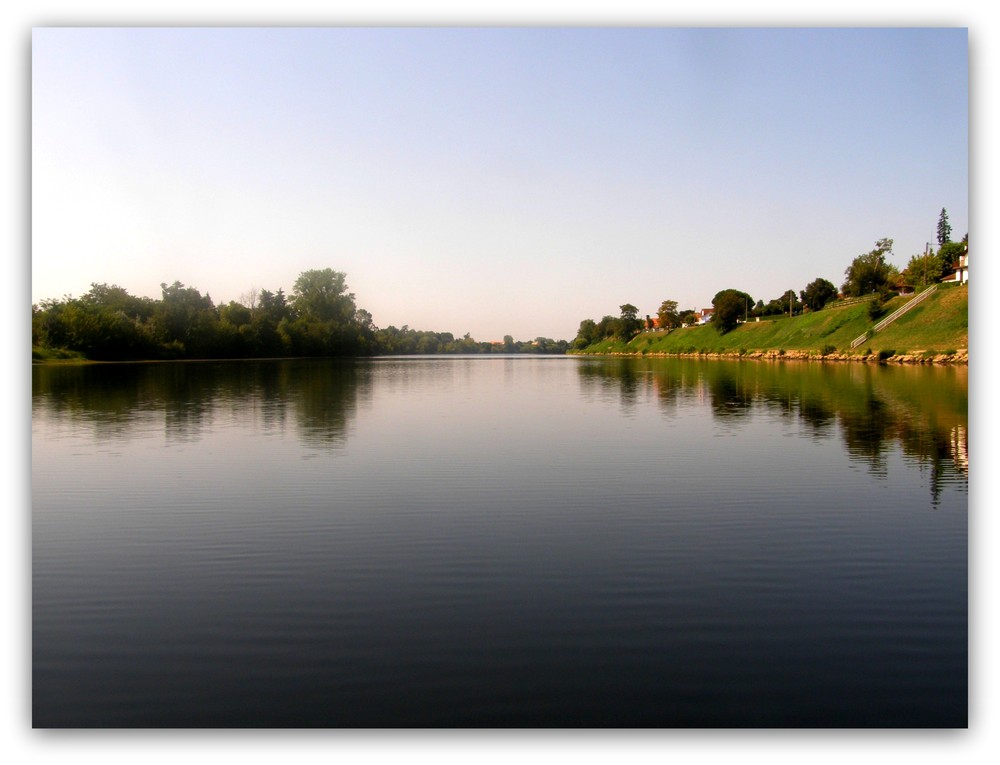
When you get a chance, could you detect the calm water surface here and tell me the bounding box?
[32,357,967,727]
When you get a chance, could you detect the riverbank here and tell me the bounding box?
[572,284,968,365]
[581,348,968,365]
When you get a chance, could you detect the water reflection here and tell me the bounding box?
[32,360,368,450]
[33,357,968,502]
[577,357,968,502]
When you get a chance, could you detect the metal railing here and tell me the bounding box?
[849,286,937,349]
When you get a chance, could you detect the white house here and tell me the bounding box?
[941,251,969,284]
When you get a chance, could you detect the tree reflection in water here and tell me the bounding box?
[32,359,369,451]
[576,357,968,504]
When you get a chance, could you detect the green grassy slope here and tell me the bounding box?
[574,284,968,359]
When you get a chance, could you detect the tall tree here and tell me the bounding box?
[154,281,218,356]
[937,208,952,246]
[656,299,680,329]
[800,278,837,311]
[841,238,897,297]
[618,303,642,339]
[573,318,599,349]
[291,268,356,323]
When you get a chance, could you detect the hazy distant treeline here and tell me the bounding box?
[32,269,569,361]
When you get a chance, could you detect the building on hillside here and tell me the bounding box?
[697,308,714,325]
[941,250,969,284]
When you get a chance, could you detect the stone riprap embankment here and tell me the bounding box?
[595,349,968,365]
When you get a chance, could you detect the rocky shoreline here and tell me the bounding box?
[586,348,969,365]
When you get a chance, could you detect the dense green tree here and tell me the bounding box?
[841,238,898,298]
[618,303,642,339]
[937,208,952,247]
[573,319,599,349]
[257,288,290,323]
[769,289,801,317]
[800,278,838,311]
[711,289,753,334]
[220,301,252,327]
[595,315,620,339]
[152,281,218,357]
[904,252,946,288]
[937,240,966,273]
[656,299,681,329]
[290,268,356,323]
[81,283,156,320]
[35,269,581,360]
[36,295,156,360]
[279,270,367,356]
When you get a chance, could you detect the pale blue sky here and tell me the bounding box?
[32,27,967,340]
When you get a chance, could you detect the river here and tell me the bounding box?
[31,356,967,727]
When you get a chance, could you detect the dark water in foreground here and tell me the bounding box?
[32,357,967,727]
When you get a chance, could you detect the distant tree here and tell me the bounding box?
[757,290,799,318]
[291,268,356,323]
[678,309,697,326]
[281,269,367,356]
[573,318,599,350]
[937,208,952,247]
[595,315,620,340]
[80,283,155,320]
[656,299,681,330]
[800,278,837,311]
[355,308,375,331]
[711,289,753,334]
[220,301,252,327]
[257,288,290,323]
[937,240,966,274]
[904,252,946,288]
[781,289,802,316]
[618,303,642,339]
[153,281,218,356]
[240,286,260,319]
[841,238,898,298]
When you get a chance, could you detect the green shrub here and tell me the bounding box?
[868,297,883,321]
[878,349,895,362]
[820,344,836,356]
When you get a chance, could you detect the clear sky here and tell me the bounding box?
[32,27,967,341]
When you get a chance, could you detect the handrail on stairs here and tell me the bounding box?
[849,285,937,349]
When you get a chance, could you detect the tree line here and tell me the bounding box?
[573,208,968,347]
[32,268,569,361]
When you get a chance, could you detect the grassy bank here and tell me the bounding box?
[32,346,89,363]
[573,283,968,362]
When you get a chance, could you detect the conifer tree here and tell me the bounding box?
[937,208,952,246]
